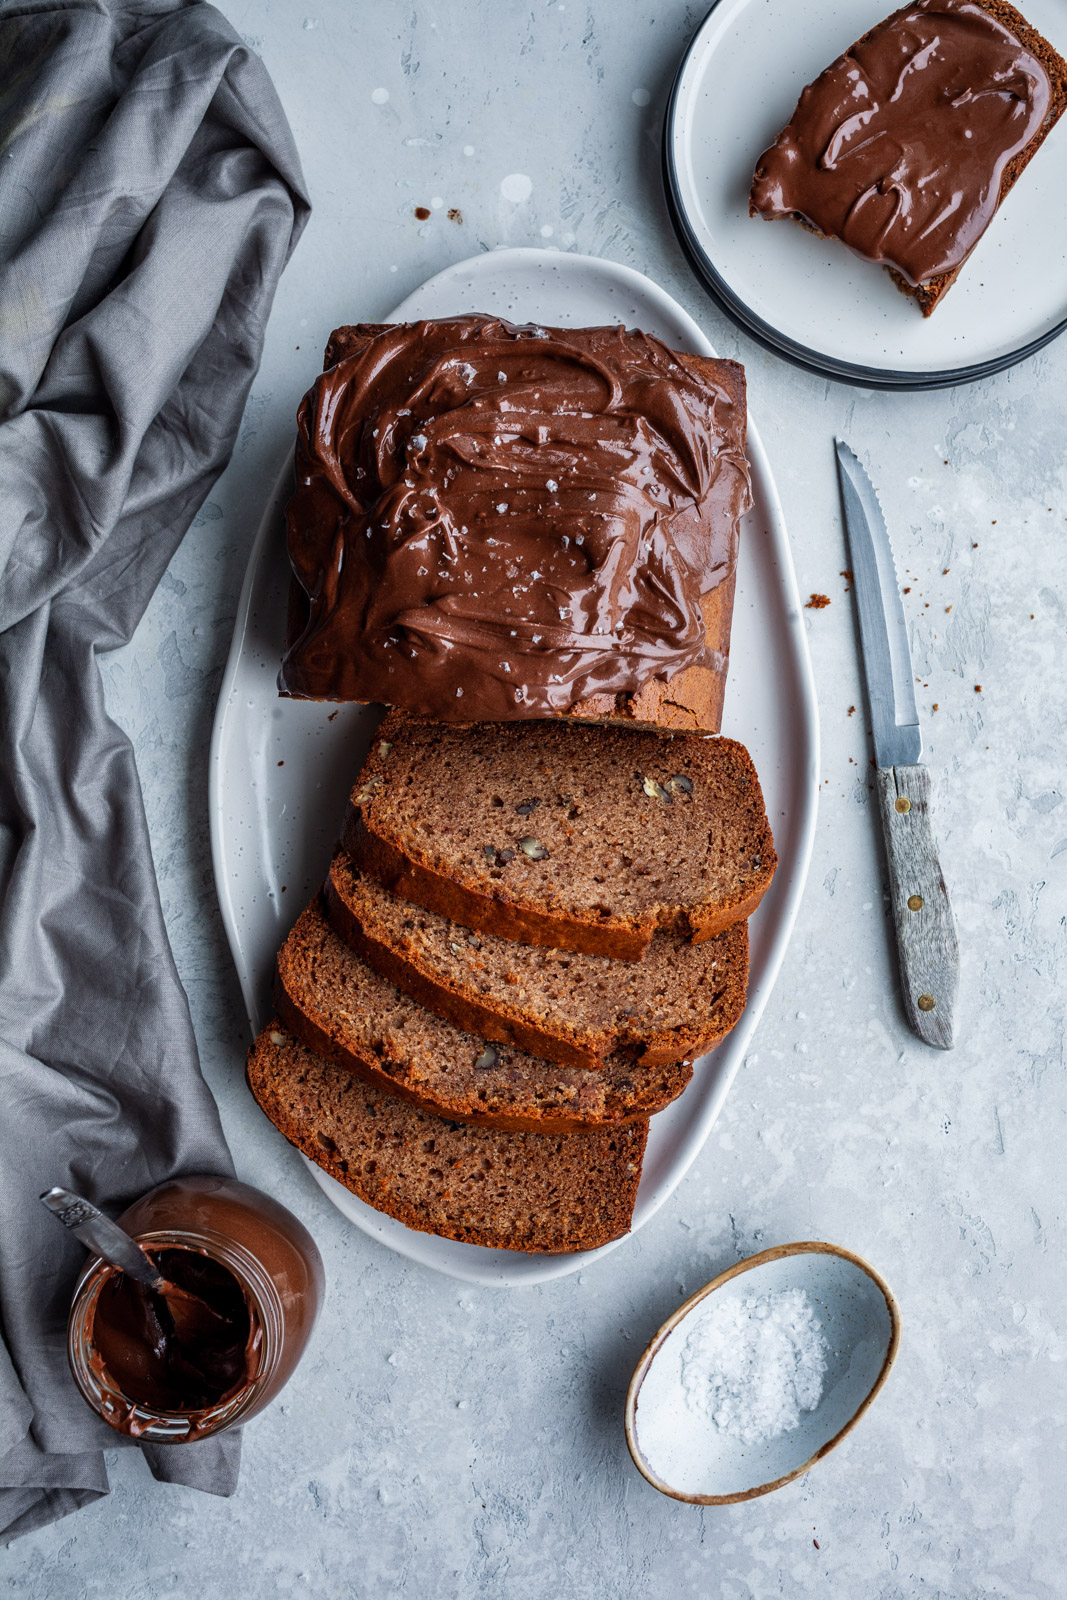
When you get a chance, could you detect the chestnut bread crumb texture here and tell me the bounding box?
[275,898,694,1132]
[247,1024,648,1253]
[343,714,776,959]
[325,853,749,1071]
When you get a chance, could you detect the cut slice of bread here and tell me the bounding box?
[247,1022,648,1253]
[275,900,694,1131]
[750,0,1067,316]
[343,716,776,959]
[886,0,1067,314]
[325,853,749,1071]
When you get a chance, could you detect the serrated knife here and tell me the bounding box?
[834,439,960,1050]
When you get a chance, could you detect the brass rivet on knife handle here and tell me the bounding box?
[875,765,960,1050]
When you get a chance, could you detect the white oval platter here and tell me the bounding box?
[209,247,819,1287]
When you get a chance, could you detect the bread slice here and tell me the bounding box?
[247,1023,648,1253]
[325,852,749,1071]
[275,899,693,1130]
[749,0,1067,316]
[285,323,748,734]
[342,716,776,960]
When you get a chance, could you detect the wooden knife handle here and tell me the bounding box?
[876,765,960,1050]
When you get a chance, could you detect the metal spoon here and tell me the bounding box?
[40,1186,165,1290]
[41,1186,232,1348]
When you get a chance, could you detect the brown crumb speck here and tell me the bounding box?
[975,684,982,693]
[328,710,339,722]
[847,705,855,716]
[814,1539,820,1550]
[806,593,831,609]
[414,205,431,220]
[447,207,463,223]
[277,759,284,766]
[933,703,939,711]
[903,586,911,593]
[945,605,952,613]
[942,568,950,575]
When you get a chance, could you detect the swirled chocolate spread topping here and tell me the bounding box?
[279,316,750,720]
[750,0,1060,301]
[89,1247,258,1433]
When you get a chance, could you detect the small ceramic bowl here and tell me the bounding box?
[625,1242,900,1504]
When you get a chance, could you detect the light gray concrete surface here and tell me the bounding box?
[4,2,1066,1595]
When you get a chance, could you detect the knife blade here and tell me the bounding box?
[834,439,960,1050]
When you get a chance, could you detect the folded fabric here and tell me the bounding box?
[0,0,309,1541]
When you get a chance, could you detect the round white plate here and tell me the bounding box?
[664,0,1067,388]
[209,247,819,1288]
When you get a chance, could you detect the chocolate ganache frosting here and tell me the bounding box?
[279,316,750,721]
[750,0,1052,288]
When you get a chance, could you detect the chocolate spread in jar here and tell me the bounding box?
[749,0,1052,288]
[278,315,751,720]
[89,1248,258,1429]
[68,1176,323,1441]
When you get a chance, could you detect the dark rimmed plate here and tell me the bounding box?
[663,0,1067,389]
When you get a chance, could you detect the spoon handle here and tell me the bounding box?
[40,1186,164,1291]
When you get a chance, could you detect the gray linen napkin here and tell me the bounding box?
[0,0,309,1540]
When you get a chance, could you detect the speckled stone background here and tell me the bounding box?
[4,2,1066,1595]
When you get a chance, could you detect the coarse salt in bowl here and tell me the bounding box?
[625,1242,900,1504]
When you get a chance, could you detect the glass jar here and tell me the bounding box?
[67,1174,324,1442]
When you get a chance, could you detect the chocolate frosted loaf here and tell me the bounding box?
[750,0,1067,315]
[279,316,750,729]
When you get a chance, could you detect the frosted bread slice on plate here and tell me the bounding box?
[750,0,1067,315]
